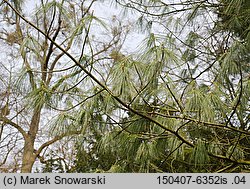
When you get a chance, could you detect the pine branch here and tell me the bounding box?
[43,14,62,82]
[215,163,238,173]
[3,0,194,148]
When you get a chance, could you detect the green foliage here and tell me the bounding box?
[42,156,65,173]
[190,139,209,168]
[218,0,250,40]
[1,0,250,173]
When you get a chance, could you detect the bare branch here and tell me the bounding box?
[0,116,27,139]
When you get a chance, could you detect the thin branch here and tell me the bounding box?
[48,89,105,112]
[78,11,93,63]
[43,16,62,82]
[225,64,243,127]
[115,0,194,17]
[160,75,184,112]
[153,111,250,136]
[0,116,27,139]
[159,142,184,167]
[228,133,242,160]
[215,163,238,173]
[35,130,82,157]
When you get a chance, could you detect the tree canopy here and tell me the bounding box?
[0,0,249,173]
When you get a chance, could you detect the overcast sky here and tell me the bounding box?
[21,0,145,54]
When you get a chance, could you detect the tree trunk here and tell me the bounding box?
[21,107,42,173]
[21,137,36,173]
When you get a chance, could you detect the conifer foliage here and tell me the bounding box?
[0,0,249,173]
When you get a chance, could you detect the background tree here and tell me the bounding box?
[0,0,125,172]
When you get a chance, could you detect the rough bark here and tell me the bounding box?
[21,137,36,173]
[21,107,42,173]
